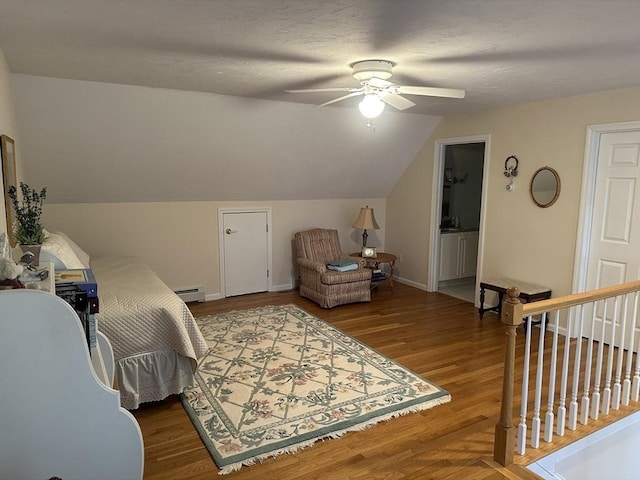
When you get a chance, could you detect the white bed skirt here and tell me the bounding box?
[117,349,196,410]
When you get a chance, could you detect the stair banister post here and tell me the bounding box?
[494,286,524,466]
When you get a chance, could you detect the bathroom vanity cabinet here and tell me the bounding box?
[438,230,479,281]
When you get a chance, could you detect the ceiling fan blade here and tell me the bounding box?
[381,93,416,111]
[286,87,358,94]
[318,91,364,107]
[397,86,466,99]
[367,77,394,89]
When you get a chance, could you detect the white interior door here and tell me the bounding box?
[221,210,270,297]
[583,129,640,347]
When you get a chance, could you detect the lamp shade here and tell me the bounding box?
[352,207,380,230]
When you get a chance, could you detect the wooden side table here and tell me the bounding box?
[479,276,552,320]
[350,252,397,291]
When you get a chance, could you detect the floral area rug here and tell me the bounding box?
[180,304,451,474]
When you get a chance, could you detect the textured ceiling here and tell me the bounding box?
[1,0,639,116]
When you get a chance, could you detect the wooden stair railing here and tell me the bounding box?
[494,280,640,467]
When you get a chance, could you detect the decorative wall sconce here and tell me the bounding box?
[504,155,519,177]
[504,155,519,191]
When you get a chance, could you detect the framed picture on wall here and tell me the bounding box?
[1,134,17,247]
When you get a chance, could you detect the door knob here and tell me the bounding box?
[225,228,237,234]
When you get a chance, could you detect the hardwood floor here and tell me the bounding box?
[132,284,635,479]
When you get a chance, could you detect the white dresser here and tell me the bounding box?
[0,283,143,479]
[23,261,113,386]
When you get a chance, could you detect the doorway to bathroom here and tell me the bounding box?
[427,135,490,305]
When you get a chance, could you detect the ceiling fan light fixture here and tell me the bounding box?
[351,60,394,82]
[358,94,385,118]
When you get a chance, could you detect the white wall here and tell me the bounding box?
[12,74,440,204]
[386,86,640,298]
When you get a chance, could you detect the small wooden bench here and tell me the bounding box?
[479,276,552,320]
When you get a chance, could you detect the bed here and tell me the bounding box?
[40,231,209,410]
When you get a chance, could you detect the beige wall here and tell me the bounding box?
[42,198,386,298]
[387,86,640,300]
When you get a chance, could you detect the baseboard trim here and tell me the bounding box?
[272,283,293,292]
[394,276,427,291]
[203,284,293,302]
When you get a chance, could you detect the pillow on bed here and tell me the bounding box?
[41,231,85,270]
[53,231,91,268]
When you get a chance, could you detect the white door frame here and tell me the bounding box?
[571,121,640,314]
[427,134,491,302]
[218,207,273,298]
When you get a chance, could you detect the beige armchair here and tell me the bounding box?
[294,228,372,308]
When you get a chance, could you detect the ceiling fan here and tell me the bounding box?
[286,60,466,118]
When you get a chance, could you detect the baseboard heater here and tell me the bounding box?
[174,286,205,303]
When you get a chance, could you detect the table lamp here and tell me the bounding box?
[352,206,380,247]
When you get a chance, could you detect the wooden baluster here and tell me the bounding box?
[569,304,584,430]
[581,300,599,425]
[544,310,560,442]
[557,309,572,438]
[633,323,640,402]
[591,299,609,420]
[625,292,639,404]
[517,314,533,455]
[613,294,629,409]
[602,296,620,415]
[494,287,523,467]
[531,311,547,448]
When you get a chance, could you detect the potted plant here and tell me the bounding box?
[7,182,47,265]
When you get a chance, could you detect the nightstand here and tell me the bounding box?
[350,252,397,291]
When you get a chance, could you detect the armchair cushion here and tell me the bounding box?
[320,268,372,285]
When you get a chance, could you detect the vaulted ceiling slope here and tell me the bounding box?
[2,1,640,203]
[12,74,440,203]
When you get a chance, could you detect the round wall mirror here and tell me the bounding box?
[530,166,560,208]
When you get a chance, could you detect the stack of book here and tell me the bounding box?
[371,269,387,282]
[55,268,99,352]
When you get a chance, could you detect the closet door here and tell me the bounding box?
[221,210,270,297]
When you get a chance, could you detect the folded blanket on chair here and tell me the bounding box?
[327,263,358,272]
[327,258,358,272]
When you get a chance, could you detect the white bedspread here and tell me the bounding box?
[91,256,209,409]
